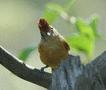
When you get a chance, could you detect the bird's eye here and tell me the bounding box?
[47,32,51,36]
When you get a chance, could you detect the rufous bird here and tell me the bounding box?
[38,18,70,70]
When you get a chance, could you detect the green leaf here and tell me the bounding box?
[43,3,65,23]
[66,34,94,58]
[19,46,36,61]
[89,15,100,37]
[66,16,99,59]
[75,18,95,40]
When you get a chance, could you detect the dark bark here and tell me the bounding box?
[0,46,51,88]
[50,52,106,90]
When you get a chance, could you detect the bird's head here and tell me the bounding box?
[38,18,54,39]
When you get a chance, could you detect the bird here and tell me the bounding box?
[38,18,70,70]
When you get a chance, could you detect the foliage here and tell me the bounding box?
[43,0,76,23]
[67,16,99,58]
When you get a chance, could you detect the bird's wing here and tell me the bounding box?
[62,40,70,51]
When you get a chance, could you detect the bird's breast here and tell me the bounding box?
[38,37,69,68]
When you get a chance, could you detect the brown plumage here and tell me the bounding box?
[38,18,70,69]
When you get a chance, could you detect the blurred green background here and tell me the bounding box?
[0,0,106,90]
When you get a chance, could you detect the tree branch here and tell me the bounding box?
[1,45,106,90]
[0,46,51,89]
[50,52,106,90]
